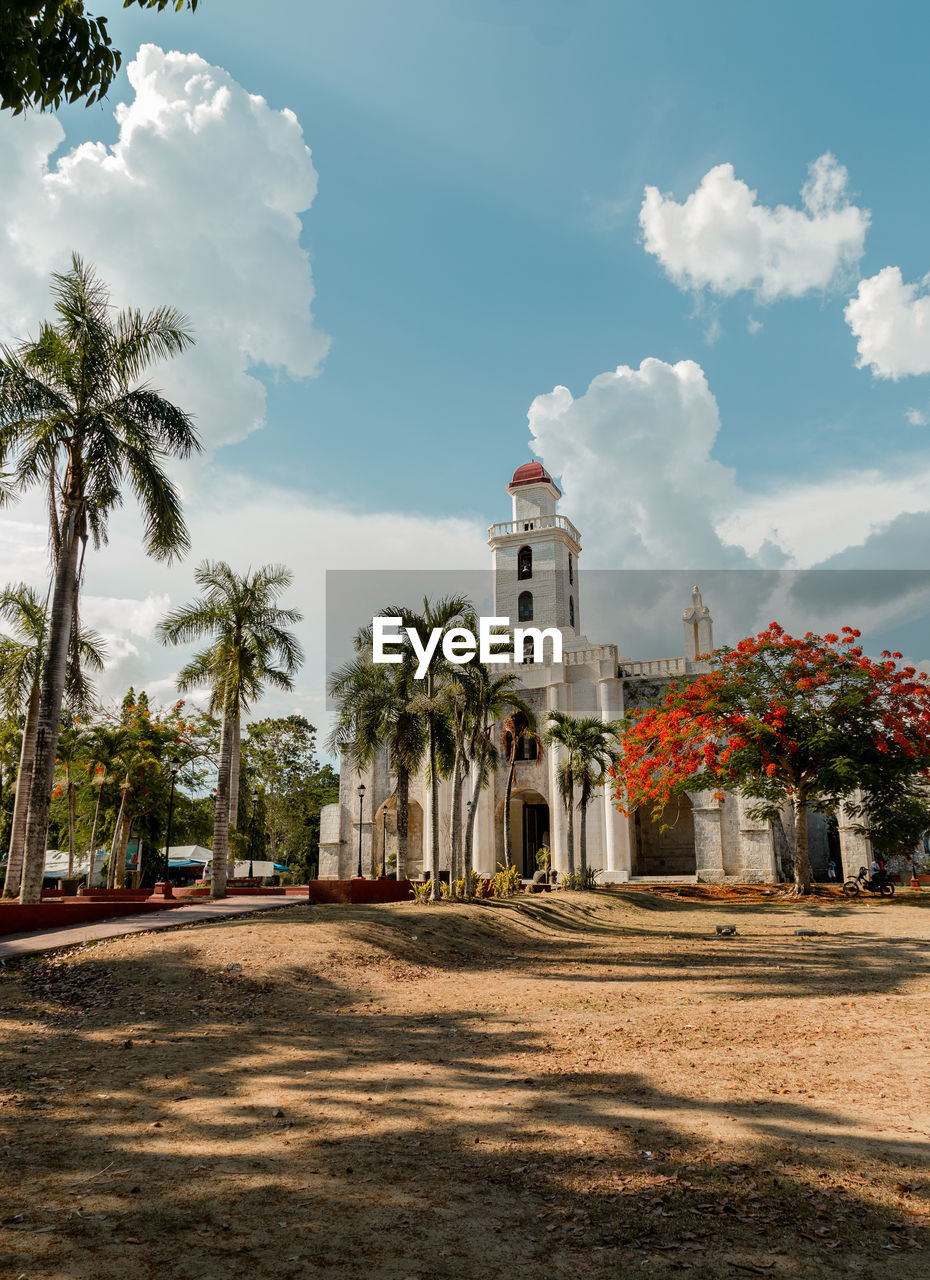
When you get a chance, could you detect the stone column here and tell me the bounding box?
[736,794,777,883]
[691,790,725,881]
[546,681,571,875]
[598,676,631,879]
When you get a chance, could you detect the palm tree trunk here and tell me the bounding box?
[228,715,240,830]
[449,742,464,890]
[395,763,409,880]
[503,761,515,869]
[3,681,39,897]
[212,713,233,899]
[20,509,80,904]
[86,785,103,887]
[578,798,587,875]
[565,781,576,877]
[428,711,440,901]
[793,797,812,896]
[66,779,76,878]
[110,781,131,889]
[463,748,486,892]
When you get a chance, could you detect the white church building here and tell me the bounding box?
[319,462,871,884]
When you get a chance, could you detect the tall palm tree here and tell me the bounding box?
[157,562,303,899]
[462,668,530,890]
[572,716,622,874]
[81,720,131,886]
[328,651,427,882]
[543,711,586,877]
[401,597,470,899]
[0,256,199,902]
[500,708,542,871]
[0,582,105,897]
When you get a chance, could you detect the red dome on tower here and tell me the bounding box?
[508,461,561,495]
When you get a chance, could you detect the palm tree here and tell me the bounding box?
[543,711,586,877]
[157,562,303,899]
[81,721,131,887]
[462,669,530,890]
[0,256,198,902]
[500,708,542,871]
[328,651,427,882]
[572,716,622,874]
[0,582,105,897]
[401,597,470,899]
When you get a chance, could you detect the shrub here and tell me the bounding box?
[560,867,602,891]
[491,864,521,898]
[410,879,432,904]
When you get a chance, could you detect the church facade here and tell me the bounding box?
[319,462,872,884]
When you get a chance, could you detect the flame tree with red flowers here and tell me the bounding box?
[612,624,930,895]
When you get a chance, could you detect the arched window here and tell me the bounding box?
[568,553,573,585]
[522,635,535,664]
[516,736,538,761]
[569,595,575,627]
[517,545,533,580]
[518,591,533,622]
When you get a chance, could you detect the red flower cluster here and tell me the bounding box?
[614,622,930,819]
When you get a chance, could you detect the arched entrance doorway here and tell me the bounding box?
[498,789,550,879]
[374,796,424,879]
[634,795,696,876]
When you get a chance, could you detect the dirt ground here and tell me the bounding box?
[1,888,928,1280]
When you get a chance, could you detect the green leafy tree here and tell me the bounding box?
[0,256,198,903]
[243,715,322,861]
[157,562,303,899]
[0,0,199,116]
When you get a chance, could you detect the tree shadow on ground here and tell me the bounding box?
[0,921,927,1280]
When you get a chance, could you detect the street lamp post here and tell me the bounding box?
[160,758,180,894]
[248,790,259,879]
[356,783,366,878]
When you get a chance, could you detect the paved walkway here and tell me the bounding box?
[0,896,305,961]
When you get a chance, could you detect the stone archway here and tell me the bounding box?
[374,796,423,879]
[634,795,696,876]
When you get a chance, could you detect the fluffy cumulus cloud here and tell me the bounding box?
[845,266,930,379]
[639,154,869,301]
[527,357,747,566]
[528,356,930,575]
[0,44,329,453]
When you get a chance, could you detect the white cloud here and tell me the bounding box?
[640,153,869,301]
[907,408,928,426]
[0,44,329,454]
[527,357,747,567]
[747,316,763,335]
[718,462,930,565]
[845,266,930,379]
[527,355,930,573]
[1,470,485,713]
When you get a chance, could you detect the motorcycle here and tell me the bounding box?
[842,866,895,898]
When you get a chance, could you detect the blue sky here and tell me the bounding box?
[2,0,930,707]
[51,0,930,512]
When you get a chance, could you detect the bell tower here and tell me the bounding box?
[488,461,581,639]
